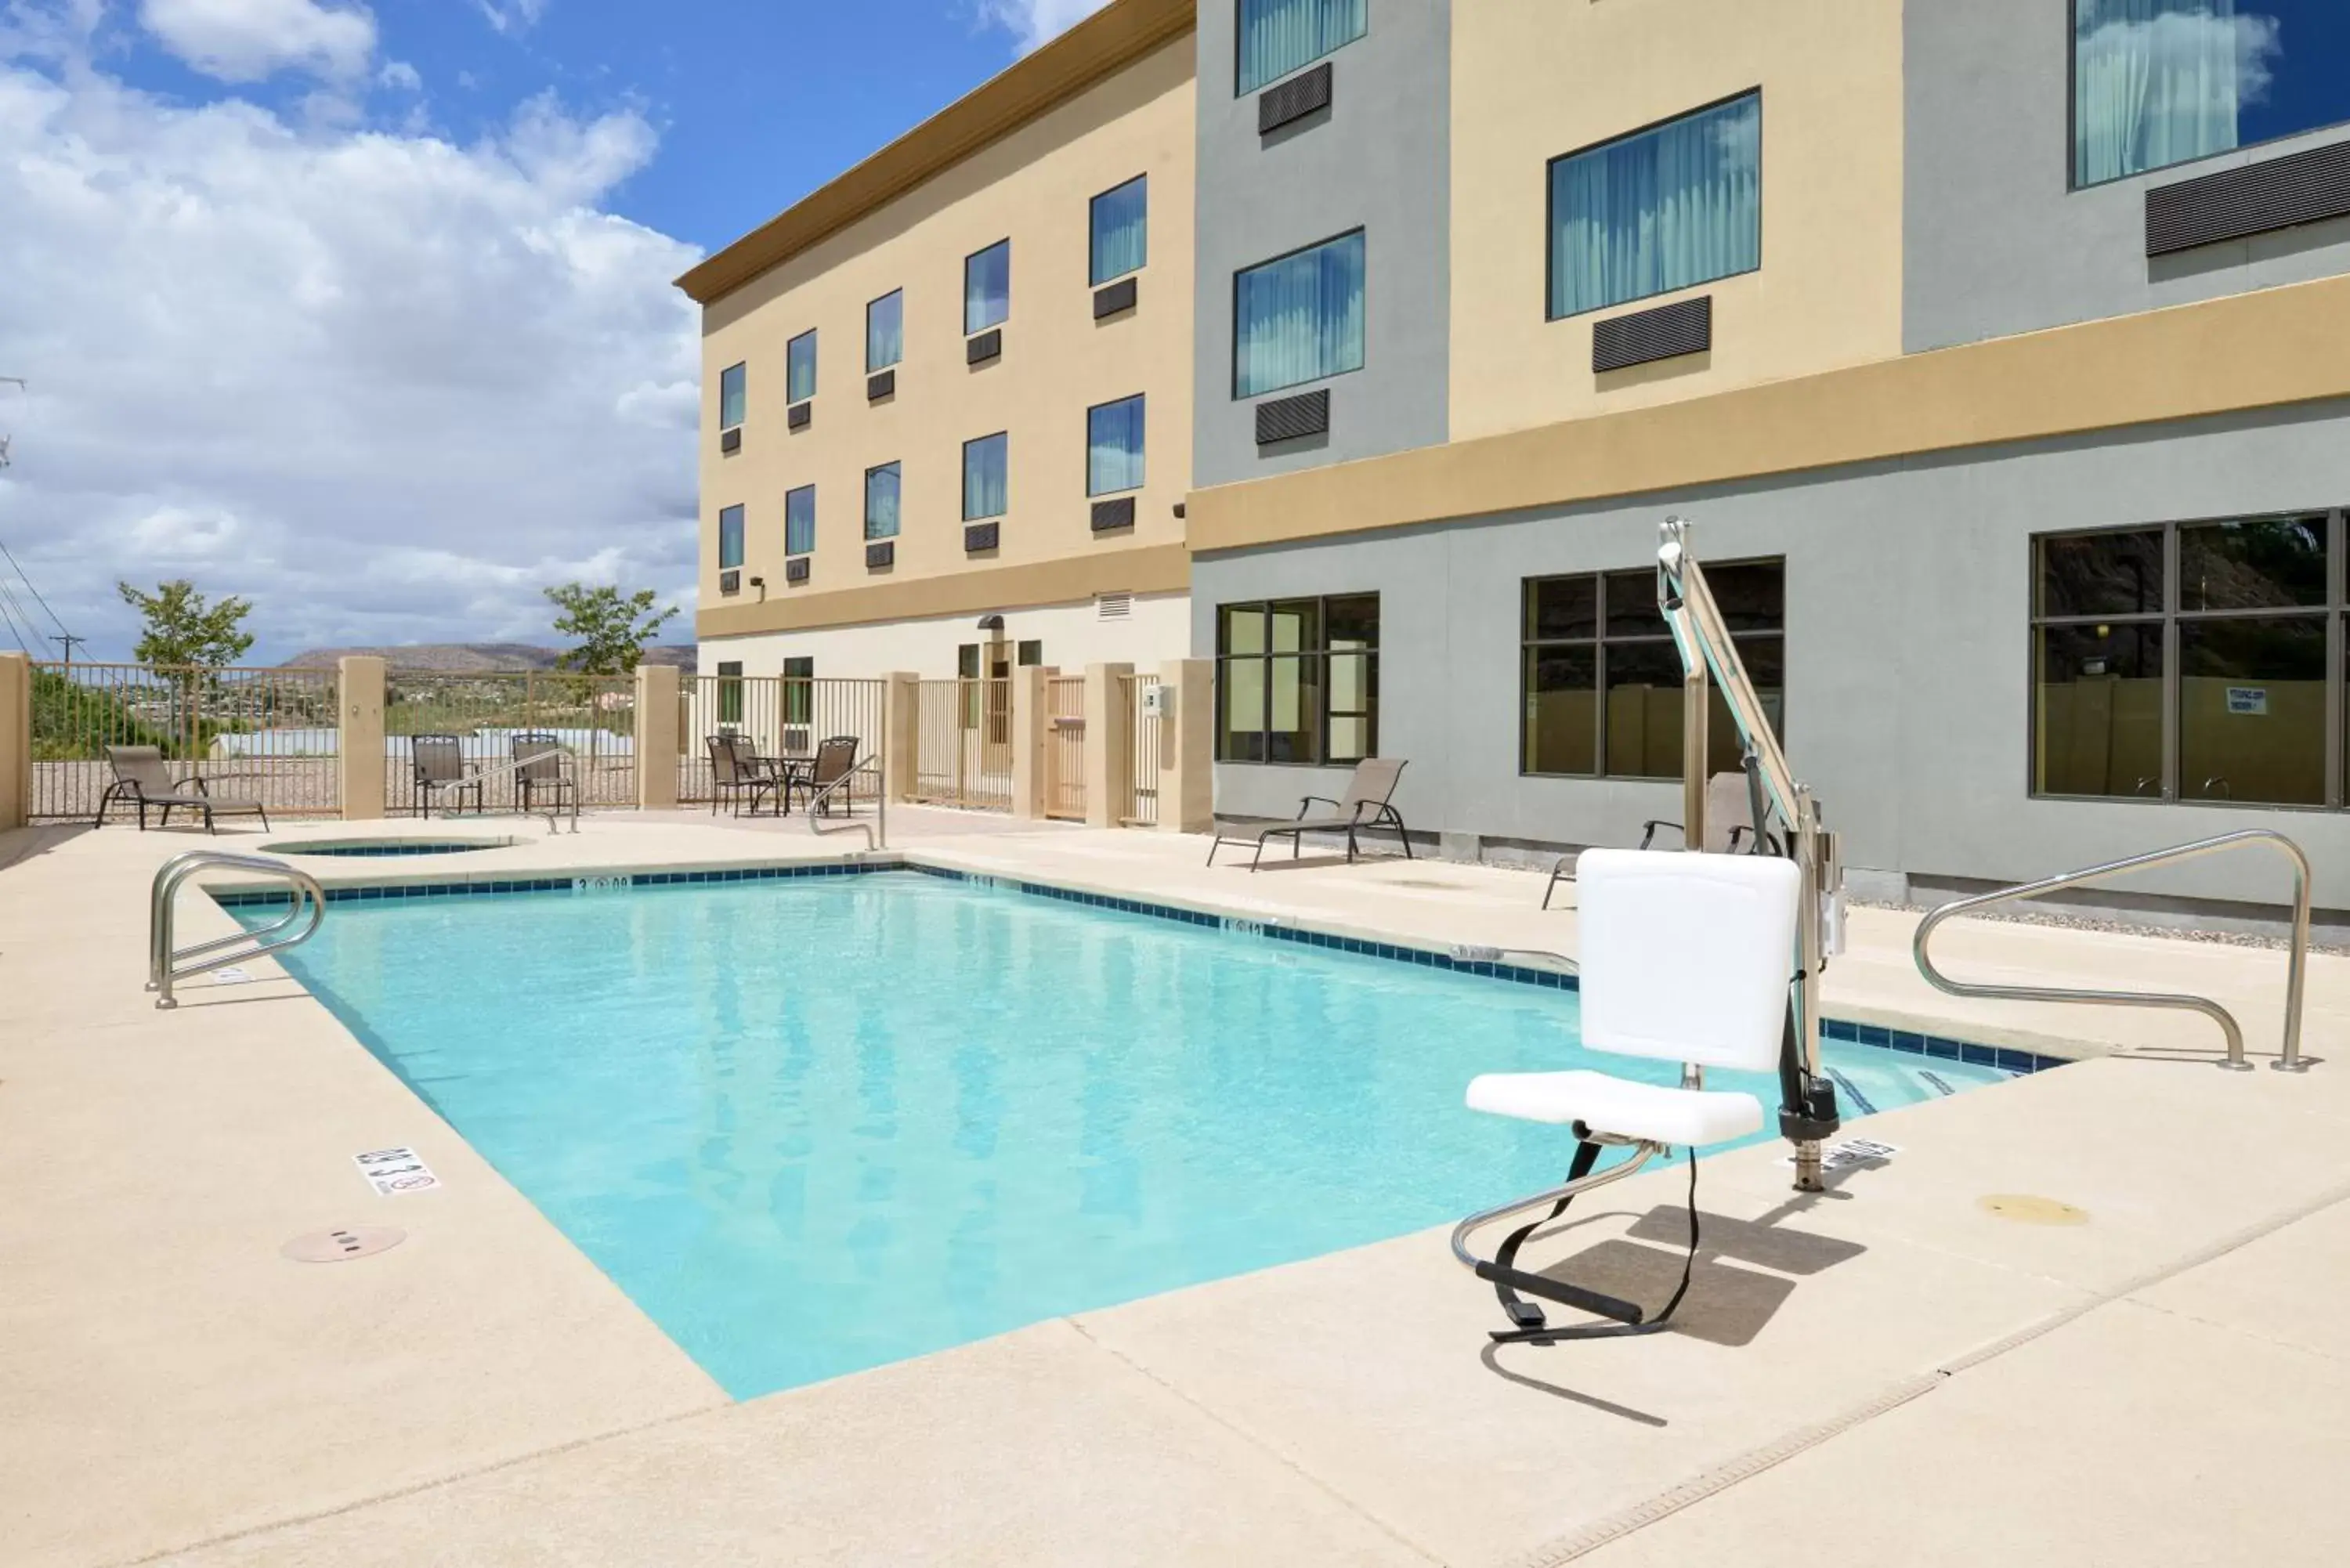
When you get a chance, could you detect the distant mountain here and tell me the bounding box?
[279,643,697,673]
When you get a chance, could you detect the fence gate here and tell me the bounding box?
[1123,673,1161,827]
[675,674,885,807]
[30,662,342,822]
[385,669,636,813]
[913,677,1011,811]
[1044,674,1087,821]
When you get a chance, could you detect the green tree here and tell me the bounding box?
[546,582,678,675]
[116,579,255,670]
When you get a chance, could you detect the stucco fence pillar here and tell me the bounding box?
[1157,657,1213,833]
[634,661,680,810]
[883,671,920,803]
[337,656,385,822]
[1083,663,1134,829]
[0,651,30,833]
[1010,666,1050,820]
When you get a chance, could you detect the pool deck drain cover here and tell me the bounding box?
[1979,1194,2089,1226]
[282,1227,406,1263]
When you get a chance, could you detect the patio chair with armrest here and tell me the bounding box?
[511,732,577,817]
[706,733,779,817]
[1206,757,1413,870]
[1542,770,1783,909]
[410,735,484,818]
[791,735,862,816]
[96,746,270,833]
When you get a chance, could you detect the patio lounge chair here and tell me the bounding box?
[410,735,484,818]
[706,733,778,817]
[511,732,577,817]
[1453,848,1800,1344]
[96,746,270,833]
[1206,757,1412,870]
[1541,770,1781,909]
[791,735,862,816]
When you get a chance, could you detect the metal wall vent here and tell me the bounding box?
[281,1226,405,1263]
[866,540,895,569]
[1090,495,1137,533]
[967,328,1003,366]
[718,569,740,596]
[786,400,812,431]
[1593,294,1712,374]
[1097,591,1133,620]
[2146,138,2350,256]
[1255,387,1329,446]
[1259,61,1332,135]
[1093,277,1138,319]
[866,368,895,401]
[964,522,1000,553]
[785,556,811,584]
[719,427,741,454]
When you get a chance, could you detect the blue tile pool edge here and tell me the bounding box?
[208,855,2072,1076]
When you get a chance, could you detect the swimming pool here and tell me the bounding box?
[252,869,2024,1398]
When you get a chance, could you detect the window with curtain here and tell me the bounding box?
[786,330,817,403]
[1520,562,1784,779]
[866,290,902,373]
[1090,175,1148,285]
[1216,595,1379,764]
[1087,395,1146,496]
[716,660,743,725]
[1233,229,1365,399]
[2073,2,2350,186]
[864,462,900,540]
[963,432,1008,522]
[785,485,816,557]
[1548,92,1762,320]
[1237,0,1367,94]
[965,240,1010,334]
[718,363,746,429]
[718,504,744,570]
[783,656,814,726]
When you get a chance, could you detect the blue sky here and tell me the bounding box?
[0,0,1101,661]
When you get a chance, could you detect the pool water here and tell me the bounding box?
[256,872,2017,1398]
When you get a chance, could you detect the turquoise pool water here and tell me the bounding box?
[256,872,2017,1398]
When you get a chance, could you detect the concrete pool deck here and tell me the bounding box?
[2,809,2345,1566]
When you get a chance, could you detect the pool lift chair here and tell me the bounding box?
[1452,518,1849,1345]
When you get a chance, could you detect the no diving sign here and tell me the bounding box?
[354,1146,441,1196]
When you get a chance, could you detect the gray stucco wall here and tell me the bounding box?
[1195,401,2350,909]
[1191,0,1450,489]
[1905,0,2350,352]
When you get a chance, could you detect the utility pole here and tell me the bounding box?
[52,633,85,664]
[0,376,21,471]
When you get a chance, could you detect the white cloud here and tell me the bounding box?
[978,0,1110,54]
[475,0,546,36]
[0,49,704,662]
[139,0,378,83]
[376,58,418,92]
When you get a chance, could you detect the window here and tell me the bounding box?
[1018,639,1045,667]
[1233,229,1365,399]
[1216,595,1379,764]
[2034,514,2339,805]
[864,462,901,540]
[785,485,816,557]
[1087,395,1146,496]
[718,362,746,430]
[965,240,1010,334]
[1549,92,1762,320]
[783,656,814,726]
[2073,2,2350,187]
[718,504,744,570]
[866,290,902,374]
[1090,175,1148,285]
[963,432,1008,522]
[1520,562,1784,779]
[786,330,817,403]
[1237,0,1367,94]
[717,660,743,725]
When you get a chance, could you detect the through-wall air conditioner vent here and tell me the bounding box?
[967,328,1002,366]
[866,369,895,401]
[786,401,812,431]
[964,522,1000,553]
[866,541,895,569]
[2145,137,2350,255]
[1093,277,1138,319]
[1255,387,1329,446]
[1258,61,1332,136]
[1097,591,1133,621]
[785,557,810,584]
[718,569,740,596]
[719,427,741,454]
[1592,294,1712,374]
[1090,496,1136,533]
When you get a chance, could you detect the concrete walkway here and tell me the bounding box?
[2,810,2345,1566]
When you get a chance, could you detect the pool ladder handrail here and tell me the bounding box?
[1912,829,2312,1072]
[802,752,886,852]
[424,747,580,834]
[148,851,327,1010]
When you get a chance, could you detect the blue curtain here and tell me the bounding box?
[2074,0,2245,185]
[718,363,745,429]
[965,240,1010,334]
[786,486,816,556]
[866,291,902,372]
[718,504,744,569]
[1234,230,1365,399]
[1090,176,1148,284]
[865,464,899,540]
[787,331,817,403]
[963,433,1007,521]
[1238,0,1367,93]
[1549,92,1762,320]
[1088,396,1145,495]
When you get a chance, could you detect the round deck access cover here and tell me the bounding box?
[281,1226,407,1263]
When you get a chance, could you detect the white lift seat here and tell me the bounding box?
[1466,1070,1763,1146]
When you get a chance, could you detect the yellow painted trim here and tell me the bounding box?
[1188,274,2350,552]
[676,0,1195,305]
[696,544,1191,639]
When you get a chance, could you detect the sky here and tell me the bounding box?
[0,0,1111,662]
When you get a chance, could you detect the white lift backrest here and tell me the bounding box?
[1576,848,1799,1072]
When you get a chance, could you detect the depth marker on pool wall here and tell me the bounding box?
[354,1146,441,1196]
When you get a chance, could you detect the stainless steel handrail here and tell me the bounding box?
[148,851,327,1010]
[803,754,886,852]
[420,746,580,833]
[1913,829,2313,1073]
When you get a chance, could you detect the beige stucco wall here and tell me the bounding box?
[1447,0,1905,442]
[700,591,1189,683]
[697,34,1195,638]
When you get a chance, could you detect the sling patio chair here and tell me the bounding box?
[790,735,862,816]
[96,746,270,833]
[1542,770,1784,909]
[511,732,577,818]
[1206,757,1413,870]
[410,734,485,818]
[706,733,779,817]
